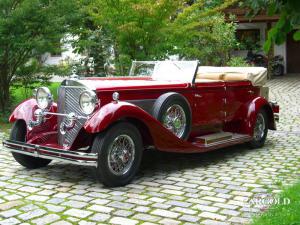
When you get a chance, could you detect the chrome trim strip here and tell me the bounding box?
[2,140,98,167]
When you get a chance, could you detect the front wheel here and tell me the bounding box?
[248,110,268,148]
[92,122,143,187]
[10,120,51,169]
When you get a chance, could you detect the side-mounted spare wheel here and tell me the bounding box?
[10,120,52,169]
[92,122,143,187]
[152,92,192,140]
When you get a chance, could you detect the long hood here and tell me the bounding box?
[76,77,190,91]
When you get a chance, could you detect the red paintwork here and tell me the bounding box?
[272,104,280,113]
[9,76,278,154]
[80,78,190,92]
[9,99,58,142]
[244,97,271,135]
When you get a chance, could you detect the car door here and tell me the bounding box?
[192,81,226,130]
[225,80,255,122]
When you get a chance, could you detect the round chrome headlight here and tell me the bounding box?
[35,87,53,110]
[79,90,98,115]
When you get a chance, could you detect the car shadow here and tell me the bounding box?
[18,140,274,187]
[140,143,257,172]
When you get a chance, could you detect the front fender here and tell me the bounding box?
[9,99,58,141]
[84,101,155,133]
[244,97,275,135]
[9,99,57,124]
[9,99,39,124]
[84,101,199,153]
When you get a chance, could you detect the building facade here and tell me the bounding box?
[227,8,300,74]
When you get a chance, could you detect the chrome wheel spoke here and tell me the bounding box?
[162,104,186,138]
[107,135,135,176]
[253,113,265,141]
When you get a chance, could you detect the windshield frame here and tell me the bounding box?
[129,60,199,83]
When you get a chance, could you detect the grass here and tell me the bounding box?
[0,121,12,134]
[11,82,60,103]
[0,82,60,134]
[251,182,300,225]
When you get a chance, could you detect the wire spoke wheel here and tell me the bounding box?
[253,113,266,141]
[162,104,187,138]
[107,134,135,176]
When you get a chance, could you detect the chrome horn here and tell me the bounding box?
[28,109,44,130]
[59,113,77,134]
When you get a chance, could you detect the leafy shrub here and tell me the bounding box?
[227,57,251,67]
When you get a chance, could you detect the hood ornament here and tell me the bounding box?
[112,92,119,102]
[70,66,80,80]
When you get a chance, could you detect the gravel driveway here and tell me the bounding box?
[0,75,299,225]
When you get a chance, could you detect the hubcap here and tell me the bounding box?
[253,113,265,141]
[107,135,135,176]
[162,104,186,138]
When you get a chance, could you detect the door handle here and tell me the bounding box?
[248,90,254,94]
[195,94,202,98]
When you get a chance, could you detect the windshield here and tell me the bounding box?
[129,61,198,82]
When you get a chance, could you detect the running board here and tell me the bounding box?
[192,133,252,150]
[194,132,233,145]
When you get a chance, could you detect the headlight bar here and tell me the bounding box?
[44,111,89,119]
[28,109,89,130]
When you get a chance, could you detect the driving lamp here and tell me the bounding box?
[79,90,98,115]
[35,87,53,110]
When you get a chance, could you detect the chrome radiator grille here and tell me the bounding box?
[57,86,87,147]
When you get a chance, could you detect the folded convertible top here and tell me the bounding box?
[197,66,268,86]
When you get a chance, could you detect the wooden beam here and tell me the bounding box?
[225,8,280,23]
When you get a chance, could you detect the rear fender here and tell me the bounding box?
[244,97,275,135]
[84,101,197,152]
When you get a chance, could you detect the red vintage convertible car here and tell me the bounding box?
[3,61,279,186]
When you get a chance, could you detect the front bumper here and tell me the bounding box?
[2,140,98,167]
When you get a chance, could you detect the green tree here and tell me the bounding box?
[0,0,80,112]
[165,0,239,65]
[242,0,300,52]
[83,0,239,73]
[86,0,183,74]
[73,23,114,76]
[170,13,237,66]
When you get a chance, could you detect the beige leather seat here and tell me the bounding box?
[222,73,248,81]
[196,72,249,82]
[196,66,267,86]
[196,72,224,81]
[194,78,220,83]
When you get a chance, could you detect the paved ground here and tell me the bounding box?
[0,75,300,225]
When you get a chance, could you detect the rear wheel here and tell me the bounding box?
[248,110,268,148]
[10,120,51,169]
[92,122,143,187]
